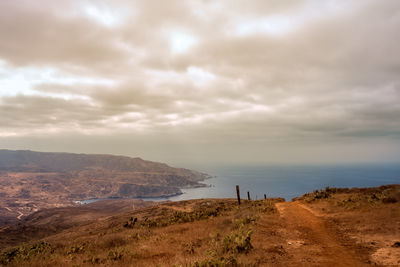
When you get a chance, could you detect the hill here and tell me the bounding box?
[0,185,399,266]
[0,149,206,178]
[0,150,209,226]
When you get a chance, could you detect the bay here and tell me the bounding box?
[77,163,400,204]
[167,163,400,201]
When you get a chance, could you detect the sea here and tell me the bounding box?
[78,163,400,204]
[163,163,400,201]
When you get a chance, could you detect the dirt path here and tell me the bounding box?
[4,207,12,212]
[275,201,368,266]
[17,211,24,220]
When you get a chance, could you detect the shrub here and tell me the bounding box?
[140,207,221,228]
[123,217,137,228]
[0,241,53,264]
[66,244,85,255]
[192,256,238,267]
[182,242,195,255]
[221,230,253,254]
[107,249,123,261]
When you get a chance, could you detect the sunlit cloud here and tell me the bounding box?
[234,16,296,36]
[186,67,216,86]
[82,3,126,27]
[169,31,197,54]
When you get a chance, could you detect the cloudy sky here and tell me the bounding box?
[1,0,400,167]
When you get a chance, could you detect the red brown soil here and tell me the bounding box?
[275,202,369,266]
[0,185,399,266]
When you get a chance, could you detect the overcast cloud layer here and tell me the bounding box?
[1,0,400,166]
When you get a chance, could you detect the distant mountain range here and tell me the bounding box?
[0,149,204,176]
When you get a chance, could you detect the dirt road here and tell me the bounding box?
[275,202,369,266]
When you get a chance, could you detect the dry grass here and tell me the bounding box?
[294,184,400,209]
[1,186,399,266]
[0,199,281,266]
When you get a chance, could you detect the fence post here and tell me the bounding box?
[236,185,241,205]
[247,191,251,201]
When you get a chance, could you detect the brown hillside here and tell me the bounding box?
[0,150,210,226]
[0,185,399,266]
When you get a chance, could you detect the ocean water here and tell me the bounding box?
[164,163,400,201]
[78,163,400,204]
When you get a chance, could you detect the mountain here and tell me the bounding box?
[0,149,205,176]
[0,149,209,226]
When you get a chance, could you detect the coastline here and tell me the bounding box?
[74,173,215,205]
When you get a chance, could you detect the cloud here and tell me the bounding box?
[0,0,399,164]
[0,0,130,76]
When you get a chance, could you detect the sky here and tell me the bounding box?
[1,0,400,167]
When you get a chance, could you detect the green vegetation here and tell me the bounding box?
[0,198,284,266]
[123,217,137,228]
[368,187,399,204]
[187,227,254,266]
[191,256,238,267]
[221,229,253,254]
[337,187,399,209]
[66,244,85,255]
[0,241,53,265]
[295,186,337,202]
[295,185,400,211]
[137,206,228,228]
[0,186,398,266]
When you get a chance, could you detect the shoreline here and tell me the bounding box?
[74,175,215,205]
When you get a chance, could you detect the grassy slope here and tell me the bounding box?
[0,185,399,266]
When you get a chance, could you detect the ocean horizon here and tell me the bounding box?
[164,163,400,201]
[77,163,400,204]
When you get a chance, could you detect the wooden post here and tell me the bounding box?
[264,194,267,200]
[247,191,251,201]
[236,185,241,205]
